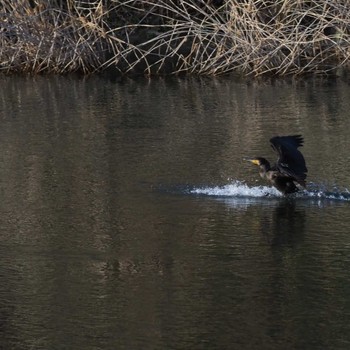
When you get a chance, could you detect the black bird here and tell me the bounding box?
[244,135,308,194]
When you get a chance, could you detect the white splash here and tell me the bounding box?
[191,181,281,198]
[191,181,350,201]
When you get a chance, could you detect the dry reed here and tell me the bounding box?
[1,0,349,76]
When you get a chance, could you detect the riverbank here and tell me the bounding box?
[1,0,349,76]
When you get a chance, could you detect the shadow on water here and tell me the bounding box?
[188,180,350,248]
[263,199,306,247]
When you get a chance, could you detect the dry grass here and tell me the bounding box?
[1,0,350,76]
[0,0,108,73]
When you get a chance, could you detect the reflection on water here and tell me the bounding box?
[1,75,350,349]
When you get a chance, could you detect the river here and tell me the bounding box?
[0,74,350,349]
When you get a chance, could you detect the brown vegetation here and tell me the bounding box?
[1,0,350,76]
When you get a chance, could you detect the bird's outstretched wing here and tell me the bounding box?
[270,135,308,186]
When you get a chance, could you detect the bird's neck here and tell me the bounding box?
[259,162,271,178]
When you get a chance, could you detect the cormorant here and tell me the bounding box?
[244,135,308,194]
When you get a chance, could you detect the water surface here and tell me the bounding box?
[1,75,350,349]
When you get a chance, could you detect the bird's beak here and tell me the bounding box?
[243,157,260,165]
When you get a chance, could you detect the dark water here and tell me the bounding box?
[1,75,350,350]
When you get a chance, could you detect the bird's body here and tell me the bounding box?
[245,135,308,195]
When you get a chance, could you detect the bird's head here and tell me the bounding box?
[243,157,271,176]
[243,157,269,167]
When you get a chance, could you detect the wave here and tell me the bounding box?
[191,181,350,202]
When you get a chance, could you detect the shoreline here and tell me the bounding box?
[1,0,349,76]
